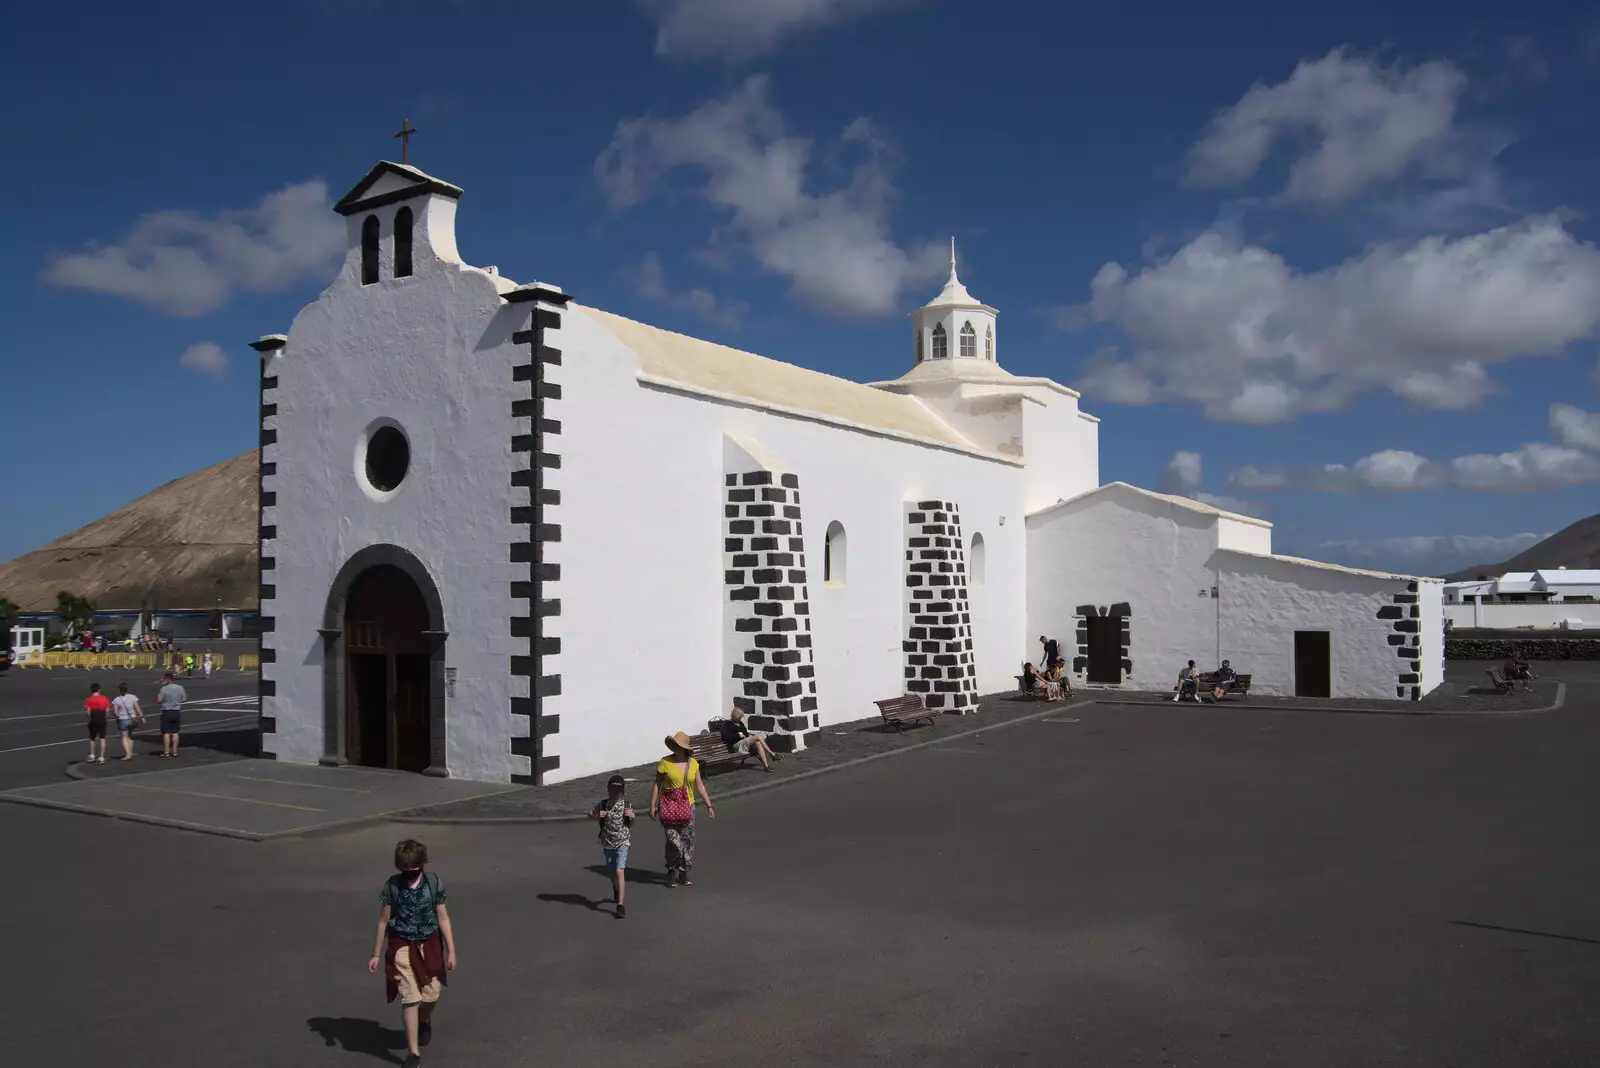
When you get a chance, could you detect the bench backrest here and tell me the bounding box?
[876,695,926,715]
[688,733,729,759]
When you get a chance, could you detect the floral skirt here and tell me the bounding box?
[662,816,695,876]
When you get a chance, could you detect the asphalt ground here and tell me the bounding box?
[4,663,1599,1066]
[0,667,259,790]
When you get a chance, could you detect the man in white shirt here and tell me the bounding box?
[111,682,142,761]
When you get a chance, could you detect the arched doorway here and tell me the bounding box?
[321,545,447,775]
[344,565,432,771]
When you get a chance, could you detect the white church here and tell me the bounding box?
[253,160,1445,785]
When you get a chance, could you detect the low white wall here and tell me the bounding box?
[1444,602,1600,630]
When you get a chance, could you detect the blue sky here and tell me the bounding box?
[4,0,1600,576]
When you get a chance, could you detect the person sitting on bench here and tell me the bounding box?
[718,707,779,771]
[1211,659,1238,700]
[1021,662,1047,696]
[1044,660,1070,700]
[1174,660,1199,702]
[1503,656,1536,690]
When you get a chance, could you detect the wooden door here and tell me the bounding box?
[343,565,432,770]
[1294,631,1331,698]
[1085,616,1121,683]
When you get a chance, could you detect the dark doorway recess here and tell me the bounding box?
[344,564,432,771]
[1084,616,1121,684]
[1294,631,1331,699]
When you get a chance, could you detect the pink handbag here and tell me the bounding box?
[658,761,694,824]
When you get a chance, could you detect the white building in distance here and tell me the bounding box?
[254,161,1445,785]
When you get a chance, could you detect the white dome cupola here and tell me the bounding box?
[912,240,999,372]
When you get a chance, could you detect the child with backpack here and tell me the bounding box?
[588,774,635,918]
[367,839,457,1067]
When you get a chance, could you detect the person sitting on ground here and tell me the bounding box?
[1175,660,1199,702]
[718,706,779,771]
[1211,659,1238,700]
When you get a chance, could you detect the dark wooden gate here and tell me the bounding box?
[1294,630,1331,699]
[1085,616,1121,683]
[344,564,432,771]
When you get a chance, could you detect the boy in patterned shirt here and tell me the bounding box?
[367,839,456,1067]
[589,775,634,918]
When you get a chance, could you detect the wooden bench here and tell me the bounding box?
[1197,673,1253,700]
[687,730,753,771]
[1484,668,1534,694]
[874,694,943,732]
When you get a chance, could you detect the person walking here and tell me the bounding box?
[367,839,457,1068]
[202,651,214,679]
[156,672,186,757]
[111,682,142,760]
[84,683,112,765]
[651,732,715,888]
[588,775,635,917]
[184,652,195,679]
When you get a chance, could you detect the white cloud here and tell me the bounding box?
[595,76,945,318]
[630,251,748,329]
[44,181,344,317]
[1162,450,1203,494]
[1550,403,1600,451]
[1309,531,1549,576]
[1072,217,1600,424]
[1187,47,1469,204]
[178,342,228,379]
[1227,406,1600,494]
[638,0,914,60]
[1156,451,1267,517]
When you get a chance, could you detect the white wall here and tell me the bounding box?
[1444,601,1600,629]
[1418,579,1445,691]
[543,306,1029,782]
[1026,488,1435,699]
[1019,391,1099,514]
[263,191,525,781]
[1216,553,1425,700]
[1216,514,1272,555]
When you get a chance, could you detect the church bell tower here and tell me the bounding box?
[911,241,999,372]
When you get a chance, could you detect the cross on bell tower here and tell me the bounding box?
[393,118,418,165]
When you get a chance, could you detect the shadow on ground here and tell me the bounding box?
[306,1017,405,1064]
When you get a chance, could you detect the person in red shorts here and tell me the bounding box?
[84,683,112,765]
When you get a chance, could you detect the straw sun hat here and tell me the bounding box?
[665,731,693,754]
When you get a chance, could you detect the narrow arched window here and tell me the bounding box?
[959,321,976,359]
[931,323,947,360]
[394,207,414,278]
[360,215,380,285]
[985,324,993,360]
[970,532,986,588]
[824,521,847,585]
[915,327,924,363]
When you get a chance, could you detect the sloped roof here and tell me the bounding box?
[1027,481,1273,529]
[0,453,257,612]
[575,304,1003,458]
[1535,569,1600,584]
[334,160,464,215]
[1228,550,1436,583]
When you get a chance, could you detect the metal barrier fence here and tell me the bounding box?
[17,652,259,671]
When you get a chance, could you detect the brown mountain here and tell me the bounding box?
[1445,512,1600,580]
[0,452,257,612]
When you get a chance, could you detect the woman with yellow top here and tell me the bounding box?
[651,731,716,887]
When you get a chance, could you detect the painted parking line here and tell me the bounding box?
[1042,718,1081,724]
[0,706,258,741]
[108,779,327,812]
[228,774,371,794]
[0,715,258,755]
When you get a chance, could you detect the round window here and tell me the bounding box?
[365,425,410,492]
